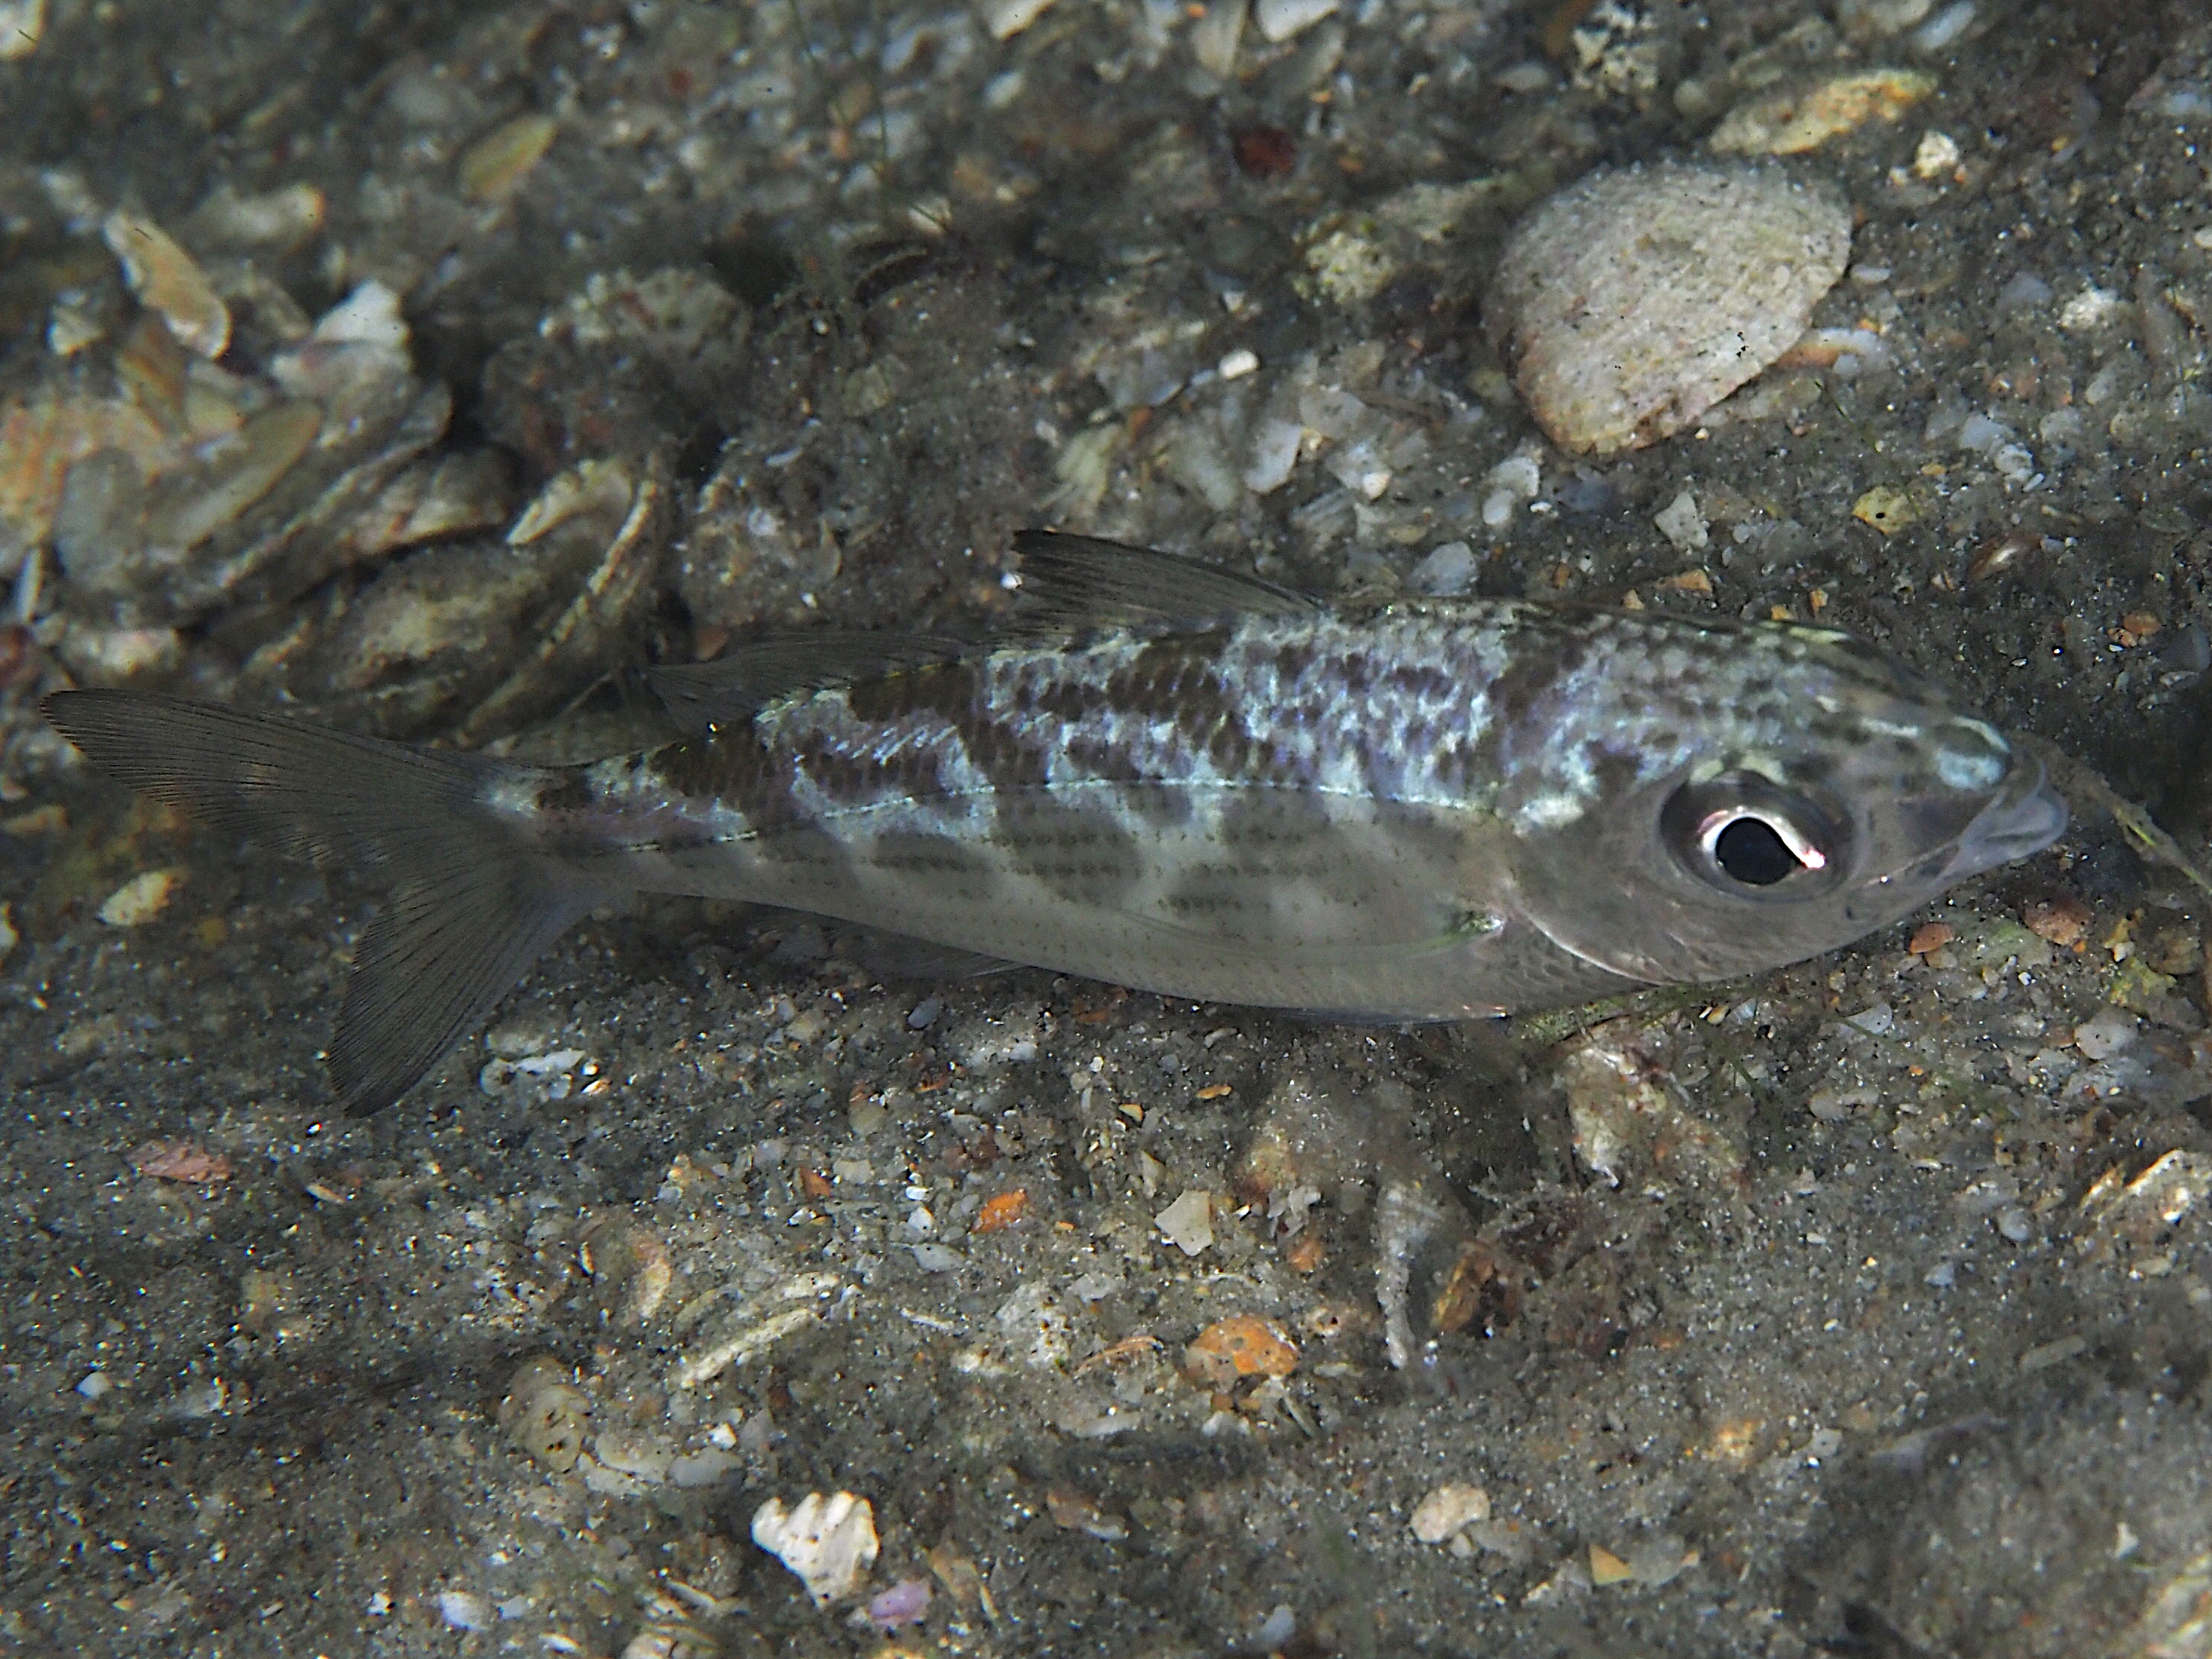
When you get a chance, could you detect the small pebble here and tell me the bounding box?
[1654,488,1709,553]
[1852,485,1918,535]
[866,1578,931,1632]
[1411,540,1476,596]
[906,995,942,1029]
[2072,1007,2138,1061]
[1409,1482,1491,1544]
[2023,893,2091,947]
[1908,920,1954,956]
[131,1139,234,1182]
[1914,129,1963,180]
[1183,1315,1298,1386]
[1911,1,1976,53]
[437,1590,493,1632]
[1250,1605,1298,1649]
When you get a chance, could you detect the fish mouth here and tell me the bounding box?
[1943,754,2069,881]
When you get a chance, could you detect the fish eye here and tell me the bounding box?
[1662,773,1845,897]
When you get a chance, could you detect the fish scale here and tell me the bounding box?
[42,531,2067,1113]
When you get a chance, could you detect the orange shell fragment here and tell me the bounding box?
[1182,1315,1299,1388]
[972,1188,1030,1234]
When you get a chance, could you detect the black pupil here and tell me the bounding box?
[1713,816,1801,886]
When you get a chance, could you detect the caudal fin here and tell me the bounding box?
[40,690,603,1115]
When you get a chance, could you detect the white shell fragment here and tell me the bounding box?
[751,1491,879,1606]
[1254,0,1338,44]
[1154,1188,1215,1257]
[980,0,1056,39]
[1486,163,1851,455]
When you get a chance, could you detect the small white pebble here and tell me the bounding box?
[98,868,180,926]
[75,1370,111,1400]
[1494,59,1554,94]
[1654,487,1709,553]
[1217,347,1259,380]
[1243,417,1304,494]
[1911,0,1975,52]
[1251,1605,1298,1649]
[1485,454,1541,499]
[2058,285,2123,331]
[1411,540,1476,596]
[1410,1482,1491,1543]
[437,1590,493,1632]
[1911,129,1960,180]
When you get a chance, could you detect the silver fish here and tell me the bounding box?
[42,531,2066,1114]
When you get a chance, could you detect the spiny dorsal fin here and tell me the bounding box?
[1007,530,1318,632]
[647,632,974,733]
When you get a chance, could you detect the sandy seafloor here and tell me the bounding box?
[5,0,2212,1654]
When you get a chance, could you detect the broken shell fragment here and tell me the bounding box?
[102,212,229,359]
[1486,162,1851,454]
[459,113,559,203]
[498,1355,591,1473]
[1707,68,1938,157]
[455,453,670,744]
[751,1492,879,1607]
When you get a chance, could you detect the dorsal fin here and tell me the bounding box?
[1006,530,1318,632]
[648,632,973,732]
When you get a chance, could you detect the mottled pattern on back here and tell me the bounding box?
[610,604,1885,851]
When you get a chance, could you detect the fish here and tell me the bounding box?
[40,531,2067,1115]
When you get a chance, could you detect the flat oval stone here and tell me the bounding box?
[1486,162,1851,455]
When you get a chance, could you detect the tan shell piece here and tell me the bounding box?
[1486,162,1851,455]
